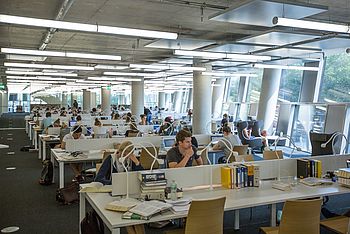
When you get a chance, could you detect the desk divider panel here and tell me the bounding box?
[111,154,350,196]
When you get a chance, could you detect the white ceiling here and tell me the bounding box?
[1,0,350,93]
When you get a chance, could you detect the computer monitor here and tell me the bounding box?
[163,138,175,148]
[69,120,77,127]
[210,135,223,144]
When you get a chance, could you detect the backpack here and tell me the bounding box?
[81,210,104,234]
[39,160,53,185]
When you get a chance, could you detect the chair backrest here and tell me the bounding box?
[279,198,322,234]
[126,130,140,137]
[233,154,254,162]
[139,147,160,169]
[233,145,249,155]
[309,130,341,156]
[263,150,283,160]
[185,196,226,234]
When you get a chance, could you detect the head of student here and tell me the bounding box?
[115,141,134,159]
[46,112,51,118]
[71,125,83,139]
[94,118,102,126]
[223,126,231,136]
[76,115,82,122]
[176,129,192,150]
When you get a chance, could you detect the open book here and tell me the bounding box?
[127,200,173,219]
[105,198,141,212]
[300,177,333,186]
[80,182,112,193]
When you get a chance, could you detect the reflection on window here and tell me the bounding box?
[291,104,326,152]
[228,77,239,102]
[278,69,302,102]
[320,53,350,102]
[247,70,263,102]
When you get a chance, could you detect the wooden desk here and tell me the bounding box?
[51,149,104,188]
[80,181,350,234]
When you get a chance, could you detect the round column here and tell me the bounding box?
[257,68,282,132]
[91,92,96,109]
[2,92,8,113]
[299,61,323,102]
[211,78,226,119]
[192,60,212,134]
[101,87,111,115]
[131,78,144,117]
[158,92,165,108]
[61,93,68,109]
[174,89,184,113]
[83,89,91,112]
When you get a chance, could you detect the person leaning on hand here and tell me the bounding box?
[166,129,203,168]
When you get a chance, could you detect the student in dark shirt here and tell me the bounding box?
[95,141,143,185]
[166,129,203,168]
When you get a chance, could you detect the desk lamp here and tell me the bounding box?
[198,140,216,190]
[118,144,136,198]
[274,135,301,158]
[321,132,349,155]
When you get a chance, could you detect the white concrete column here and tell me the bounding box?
[2,92,8,113]
[91,92,96,108]
[61,93,68,109]
[158,92,165,108]
[192,60,212,134]
[212,78,226,119]
[83,89,91,112]
[174,90,184,113]
[101,87,111,115]
[237,76,249,103]
[131,78,144,117]
[0,93,2,115]
[299,60,323,102]
[70,93,74,107]
[257,68,282,132]
[165,93,171,110]
[187,88,193,110]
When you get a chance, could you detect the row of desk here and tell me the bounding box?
[80,180,350,234]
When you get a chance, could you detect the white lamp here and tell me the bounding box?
[321,132,349,155]
[118,144,136,199]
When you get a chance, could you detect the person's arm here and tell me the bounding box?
[167,148,193,168]
[95,155,112,185]
[129,154,143,171]
[212,143,222,150]
[193,147,203,165]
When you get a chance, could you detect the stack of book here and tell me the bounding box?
[337,168,350,187]
[297,158,322,179]
[139,170,167,200]
[221,163,260,189]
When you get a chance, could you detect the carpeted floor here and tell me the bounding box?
[0,113,348,233]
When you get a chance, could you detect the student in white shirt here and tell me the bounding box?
[61,125,85,182]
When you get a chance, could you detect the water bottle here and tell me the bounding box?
[170,180,177,201]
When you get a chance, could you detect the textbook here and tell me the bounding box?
[79,182,112,193]
[122,211,149,220]
[300,177,333,186]
[105,198,141,212]
[128,200,172,219]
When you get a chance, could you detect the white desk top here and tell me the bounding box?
[84,181,350,229]
[51,148,107,162]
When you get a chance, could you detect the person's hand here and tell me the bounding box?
[184,147,194,158]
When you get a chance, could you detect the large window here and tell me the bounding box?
[278,68,303,102]
[320,53,350,102]
[246,70,263,102]
[227,77,240,102]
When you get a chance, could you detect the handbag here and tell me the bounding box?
[81,210,104,234]
[56,182,79,204]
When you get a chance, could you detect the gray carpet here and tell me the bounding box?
[0,113,348,233]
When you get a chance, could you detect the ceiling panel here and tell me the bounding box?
[207,43,269,53]
[209,0,327,27]
[239,31,318,46]
[302,37,350,50]
[257,47,322,57]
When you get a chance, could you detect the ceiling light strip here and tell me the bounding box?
[4,62,94,70]
[272,17,350,33]
[5,70,78,77]
[1,48,121,60]
[253,63,319,71]
[0,14,177,39]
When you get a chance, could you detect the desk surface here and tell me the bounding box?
[84,181,350,229]
[51,148,107,162]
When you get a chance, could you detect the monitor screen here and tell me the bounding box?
[69,120,77,127]
[210,135,223,143]
[163,138,175,147]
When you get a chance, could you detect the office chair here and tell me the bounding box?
[139,147,160,170]
[320,216,349,234]
[263,150,283,160]
[165,196,226,234]
[260,198,322,234]
[309,130,341,156]
[236,121,263,151]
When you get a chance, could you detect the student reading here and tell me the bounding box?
[95,141,143,185]
[166,129,203,168]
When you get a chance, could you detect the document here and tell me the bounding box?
[80,182,112,193]
[105,198,141,212]
[128,200,172,218]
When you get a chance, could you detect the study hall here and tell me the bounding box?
[0,0,350,233]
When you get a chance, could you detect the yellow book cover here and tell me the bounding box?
[315,160,322,178]
[247,164,254,176]
[221,166,232,189]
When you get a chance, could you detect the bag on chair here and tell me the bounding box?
[56,182,79,205]
[81,210,104,234]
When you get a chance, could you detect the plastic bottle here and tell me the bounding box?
[170,180,177,201]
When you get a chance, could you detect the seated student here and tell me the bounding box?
[76,115,82,125]
[95,141,143,185]
[166,130,203,168]
[159,116,173,136]
[182,127,198,148]
[41,112,53,132]
[213,126,242,162]
[125,122,140,137]
[221,113,229,127]
[139,114,147,125]
[243,126,253,139]
[61,125,86,182]
[260,129,269,151]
